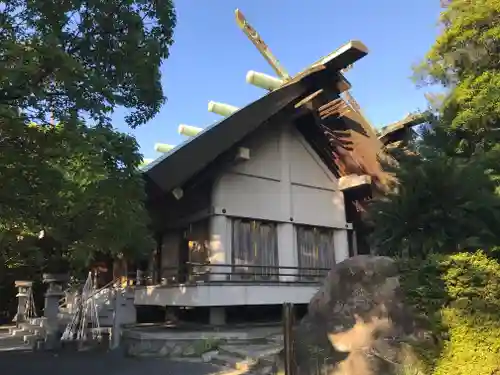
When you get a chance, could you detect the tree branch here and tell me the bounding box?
[0,66,55,103]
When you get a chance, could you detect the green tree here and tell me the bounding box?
[399,251,500,375]
[415,0,500,155]
[0,0,176,272]
[369,125,500,258]
[0,116,155,271]
[0,0,176,127]
[368,1,500,258]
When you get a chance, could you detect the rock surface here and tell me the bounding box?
[274,255,433,375]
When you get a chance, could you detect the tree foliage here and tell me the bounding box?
[368,1,500,258]
[0,0,176,127]
[414,0,500,153]
[399,252,500,375]
[0,113,155,271]
[0,0,176,273]
[369,125,500,258]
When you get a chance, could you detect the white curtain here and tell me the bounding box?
[232,219,279,280]
[296,226,335,280]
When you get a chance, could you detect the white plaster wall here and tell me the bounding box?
[212,173,283,221]
[291,185,346,228]
[211,121,351,267]
[227,124,281,180]
[288,129,337,189]
[212,123,347,227]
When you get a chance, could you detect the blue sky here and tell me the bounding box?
[115,0,443,160]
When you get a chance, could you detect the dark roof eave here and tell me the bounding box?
[144,40,371,193]
[145,81,307,192]
[378,114,426,145]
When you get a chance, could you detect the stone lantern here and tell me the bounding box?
[42,273,68,348]
[12,280,33,325]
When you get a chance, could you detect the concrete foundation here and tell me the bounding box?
[209,307,226,325]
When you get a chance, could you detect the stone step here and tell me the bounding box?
[223,337,272,346]
[210,367,252,375]
[214,343,281,375]
[10,328,28,337]
[14,323,46,338]
[0,325,15,334]
[219,344,282,361]
[267,334,283,344]
[19,322,43,331]
[0,333,37,351]
[211,354,256,372]
[29,317,46,326]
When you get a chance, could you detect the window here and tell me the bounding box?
[296,225,335,280]
[232,219,279,281]
[186,219,210,282]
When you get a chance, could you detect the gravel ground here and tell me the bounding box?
[1,350,222,375]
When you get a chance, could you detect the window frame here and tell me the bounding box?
[295,224,336,280]
[231,217,279,281]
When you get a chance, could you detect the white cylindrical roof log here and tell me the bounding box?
[246,70,284,91]
[154,143,175,153]
[139,158,154,168]
[178,124,203,137]
[208,101,240,117]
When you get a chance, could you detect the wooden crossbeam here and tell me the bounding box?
[294,89,324,109]
[318,98,351,120]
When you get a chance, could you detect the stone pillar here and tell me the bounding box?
[209,307,226,326]
[333,230,350,263]
[278,124,297,282]
[277,224,297,282]
[13,281,33,325]
[42,273,68,348]
[110,288,122,350]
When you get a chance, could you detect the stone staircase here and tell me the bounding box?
[0,319,48,352]
[208,341,282,375]
[0,331,32,352]
[122,324,283,374]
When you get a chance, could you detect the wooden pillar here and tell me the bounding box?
[113,256,128,286]
[155,233,163,284]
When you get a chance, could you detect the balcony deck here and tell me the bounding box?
[134,263,328,307]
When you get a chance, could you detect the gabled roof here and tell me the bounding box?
[143,41,381,193]
[143,81,305,192]
[378,113,426,145]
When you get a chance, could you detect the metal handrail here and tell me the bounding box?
[144,263,330,287]
[82,277,121,303]
[59,277,121,310]
[185,262,330,271]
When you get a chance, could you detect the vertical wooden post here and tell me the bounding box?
[283,302,295,375]
[155,233,163,284]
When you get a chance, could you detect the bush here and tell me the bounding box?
[399,251,500,375]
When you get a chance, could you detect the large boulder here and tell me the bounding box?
[274,255,434,375]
